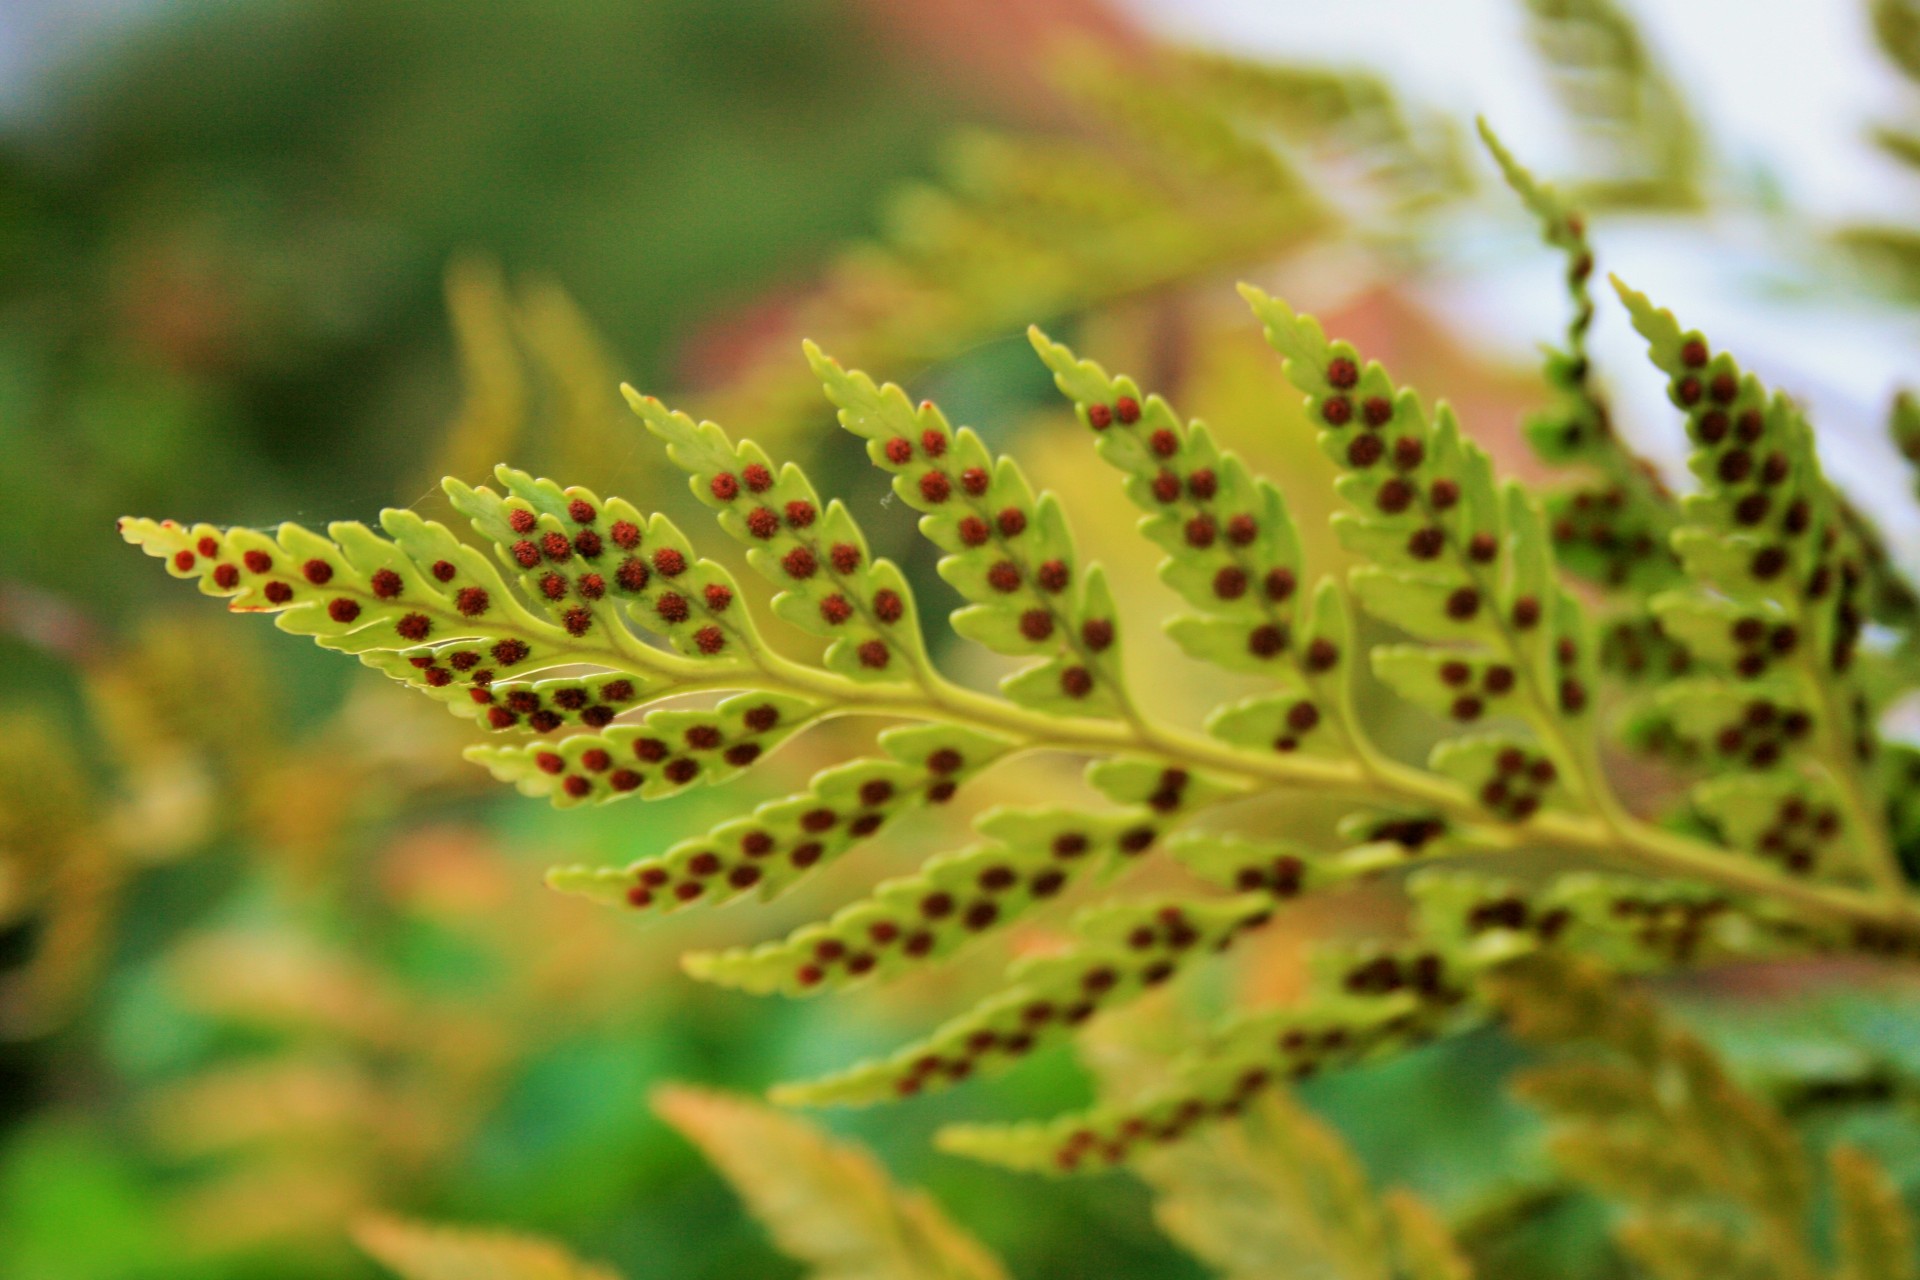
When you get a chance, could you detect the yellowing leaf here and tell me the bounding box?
[652,1085,1008,1280]
[1133,1091,1395,1280]
[353,1215,623,1280]
[1833,1144,1917,1280]
[1384,1190,1474,1280]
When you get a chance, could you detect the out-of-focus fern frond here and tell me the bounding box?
[1873,0,1920,86]
[1178,50,1473,214]
[434,258,530,493]
[1833,1143,1918,1280]
[1134,1090,1398,1280]
[653,1085,1010,1280]
[1522,0,1704,208]
[354,1215,623,1280]
[1492,954,1918,1280]
[425,263,634,509]
[702,37,1476,441]
[1836,227,1920,303]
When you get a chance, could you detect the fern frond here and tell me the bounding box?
[808,344,1130,713]
[1490,954,1920,1280]
[1616,282,1905,893]
[654,1085,1009,1280]
[1134,1090,1396,1280]
[354,1215,622,1280]
[701,40,1404,441]
[1833,1143,1918,1280]
[1384,1191,1476,1280]
[1480,121,1683,604]
[125,292,1920,1174]
[1522,0,1704,209]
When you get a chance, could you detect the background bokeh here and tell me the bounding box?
[5,1,1920,1277]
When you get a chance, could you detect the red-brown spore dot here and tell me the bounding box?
[1248,624,1287,658]
[328,598,361,623]
[782,547,817,579]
